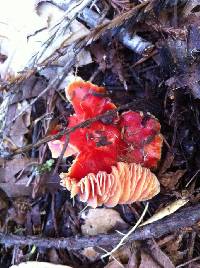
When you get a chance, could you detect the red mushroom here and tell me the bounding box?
[119,111,163,168]
[48,79,119,158]
[48,80,162,208]
[66,80,116,119]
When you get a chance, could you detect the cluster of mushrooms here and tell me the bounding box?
[48,80,163,208]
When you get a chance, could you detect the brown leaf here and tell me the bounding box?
[7,197,31,225]
[9,102,31,148]
[160,170,186,190]
[81,247,100,262]
[0,157,37,197]
[159,152,174,175]
[0,157,36,183]
[164,233,186,265]
[0,181,32,198]
[0,188,9,211]
[90,43,107,72]
[139,251,161,268]
[146,240,175,268]
[104,260,124,268]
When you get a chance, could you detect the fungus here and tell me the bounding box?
[48,80,162,208]
[60,162,160,208]
[66,80,116,119]
[119,111,163,168]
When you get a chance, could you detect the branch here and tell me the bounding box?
[1,204,200,250]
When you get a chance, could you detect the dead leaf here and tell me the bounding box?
[0,156,37,197]
[165,65,200,99]
[81,247,100,262]
[140,199,189,227]
[81,208,128,236]
[160,170,186,190]
[110,244,138,268]
[104,260,124,268]
[0,188,9,211]
[158,152,175,175]
[90,42,127,89]
[10,262,72,268]
[0,157,36,183]
[0,181,32,198]
[139,251,161,268]
[48,248,62,264]
[9,76,48,104]
[7,197,31,225]
[164,233,186,265]
[0,0,92,80]
[146,240,175,268]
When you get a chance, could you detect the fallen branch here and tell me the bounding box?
[0,203,200,250]
[79,8,154,56]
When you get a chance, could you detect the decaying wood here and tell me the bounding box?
[79,8,154,56]
[1,203,200,250]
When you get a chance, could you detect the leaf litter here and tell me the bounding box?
[1,0,200,267]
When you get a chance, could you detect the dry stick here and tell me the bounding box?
[9,99,157,157]
[1,203,200,250]
[101,202,149,259]
[53,134,69,175]
[176,256,200,268]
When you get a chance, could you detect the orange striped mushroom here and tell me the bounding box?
[60,162,160,208]
[48,80,162,208]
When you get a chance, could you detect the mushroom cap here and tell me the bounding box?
[66,80,116,119]
[47,81,163,208]
[60,162,160,208]
[48,80,120,159]
[119,111,163,168]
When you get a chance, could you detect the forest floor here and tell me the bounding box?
[1,0,200,267]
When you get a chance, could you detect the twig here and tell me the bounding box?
[8,99,161,157]
[176,256,200,268]
[51,193,59,236]
[53,134,69,175]
[101,202,149,259]
[132,49,158,67]
[1,203,200,250]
